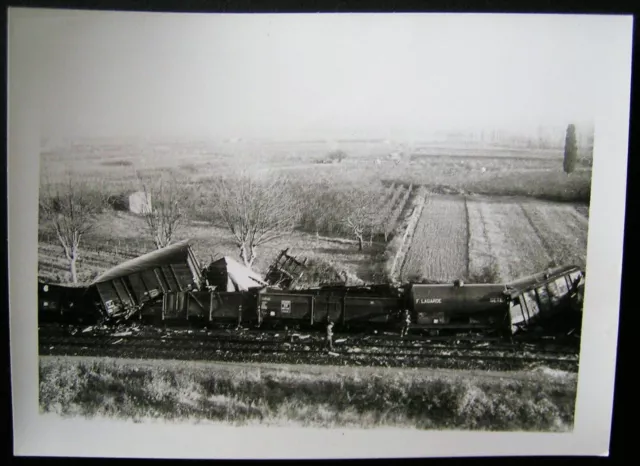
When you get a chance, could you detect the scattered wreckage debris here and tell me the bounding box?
[38,329,579,372]
[263,248,308,289]
[292,334,311,341]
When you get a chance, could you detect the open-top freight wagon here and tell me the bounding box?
[38,241,585,340]
[158,269,584,339]
[38,281,102,325]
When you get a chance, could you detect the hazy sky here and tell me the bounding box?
[10,10,630,141]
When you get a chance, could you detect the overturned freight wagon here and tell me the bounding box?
[90,239,204,321]
[503,265,584,335]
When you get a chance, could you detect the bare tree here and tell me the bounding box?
[343,188,378,251]
[136,170,190,249]
[327,150,348,163]
[39,172,105,283]
[209,173,298,268]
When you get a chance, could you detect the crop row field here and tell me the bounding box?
[400,195,589,284]
[400,196,469,283]
[295,181,415,241]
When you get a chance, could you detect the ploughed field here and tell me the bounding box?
[400,194,589,284]
[400,195,469,283]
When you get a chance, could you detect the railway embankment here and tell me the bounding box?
[39,354,578,431]
[385,186,427,283]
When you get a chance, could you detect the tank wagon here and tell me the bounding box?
[38,241,585,341]
[407,264,584,336]
[409,283,510,335]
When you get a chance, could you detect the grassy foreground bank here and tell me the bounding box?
[39,356,577,431]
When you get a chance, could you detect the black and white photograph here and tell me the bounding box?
[7,8,633,459]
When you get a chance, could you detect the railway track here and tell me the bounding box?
[38,327,579,355]
[38,331,580,373]
[40,340,577,364]
[39,323,580,347]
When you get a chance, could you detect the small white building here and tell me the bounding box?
[128,191,152,215]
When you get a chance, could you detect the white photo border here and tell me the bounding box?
[7,8,633,459]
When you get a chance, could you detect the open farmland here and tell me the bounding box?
[38,139,592,287]
[519,202,589,269]
[398,195,589,284]
[382,155,592,203]
[467,199,553,282]
[466,197,589,282]
[400,195,469,283]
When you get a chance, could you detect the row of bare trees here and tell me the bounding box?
[39,168,382,283]
[39,170,189,283]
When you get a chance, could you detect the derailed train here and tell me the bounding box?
[38,240,585,339]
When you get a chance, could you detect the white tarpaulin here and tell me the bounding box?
[211,256,267,291]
